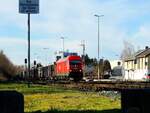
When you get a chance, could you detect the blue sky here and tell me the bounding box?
[0,0,150,65]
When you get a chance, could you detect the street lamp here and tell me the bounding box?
[94,14,104,79]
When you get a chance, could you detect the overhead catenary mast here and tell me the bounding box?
[80,40,85,77]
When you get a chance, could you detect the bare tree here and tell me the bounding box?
[121,40,135,60]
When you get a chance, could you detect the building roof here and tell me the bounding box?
[136,48,150,58]
[124,55,134,61]
[124,47,150,61]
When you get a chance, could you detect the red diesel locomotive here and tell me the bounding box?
[55,55,83,81]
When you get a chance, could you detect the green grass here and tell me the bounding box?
[0,82,121,113]
[0,83,68,94]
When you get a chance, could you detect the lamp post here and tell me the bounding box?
[94,14,104,79]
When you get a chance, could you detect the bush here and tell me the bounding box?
[0,51,17,80]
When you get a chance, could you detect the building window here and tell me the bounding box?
[132,61,134,69]
[127,62,129,69]
[145,62,148,66]
[134,59,137,64]
[138,59,140,69]
[141,58,143,69]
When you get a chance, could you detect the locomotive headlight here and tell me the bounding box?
[79,69,82,72]
[70,69,72,72]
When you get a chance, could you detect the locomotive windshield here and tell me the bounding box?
[70,60,81,65]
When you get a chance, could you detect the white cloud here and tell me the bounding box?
[137,26,150,38]
[1,0,150,64]
[130,25,150,49]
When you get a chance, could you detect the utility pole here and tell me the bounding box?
[80,40,85,76]
[28,13,31,87]
[94,14,104,79]
[61,37,65,58]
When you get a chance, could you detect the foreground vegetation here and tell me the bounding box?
[0,83,121,113]
[0,51,22,80]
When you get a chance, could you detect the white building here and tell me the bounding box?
[124,47,150,80]
[110,60,122,69]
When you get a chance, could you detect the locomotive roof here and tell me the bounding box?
[56,55,81,63]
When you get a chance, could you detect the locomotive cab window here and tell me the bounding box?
[69,60,82,65]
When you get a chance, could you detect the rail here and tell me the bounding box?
[50,80,150,91]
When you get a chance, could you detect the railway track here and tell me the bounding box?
[50,80,150,91]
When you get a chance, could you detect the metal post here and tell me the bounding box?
[94,14,104,79]
[97,16,100,79]
[28,13,31,87]
[83,40,85,65]
[80,40,85,77]
[63,38,64,53]
[61,37,65,58]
